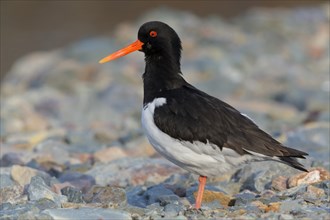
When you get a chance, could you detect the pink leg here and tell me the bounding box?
[195,175,207,209]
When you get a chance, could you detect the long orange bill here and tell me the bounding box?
[99,40,144,64]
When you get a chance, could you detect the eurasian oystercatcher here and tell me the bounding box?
[99,21,308,209]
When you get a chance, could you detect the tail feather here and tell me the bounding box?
[279,156,308,172]
[282,146,308,158]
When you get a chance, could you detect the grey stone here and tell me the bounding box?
[34,198,58,210]
[203,200,224,209]
[233,190,257,206]
[144,184,175,205]
[145,203,164,218]
[42,208,130,220]
[86,157,182,187]
[0,184,26,204]
[61,186,84,203]
[126,186,147,208]
[34,139,70,164]
[313,180,330,190]
[27,176,67,207]
[58,172,95,193]
[232,161,300,193]
[0,203,39,220]
[279,200,302,213]
[0,174,14,189]
[83,185,127,207]
[277,214,295,220]
[164,203,182,218]
[0,153,24,167]
[158,194,181,206]
[279,184,308,198]
[65,130,104,153]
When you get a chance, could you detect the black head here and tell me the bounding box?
[138,21,182,63]
[99,21,182,74]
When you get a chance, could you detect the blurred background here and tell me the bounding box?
[0,0,326,79]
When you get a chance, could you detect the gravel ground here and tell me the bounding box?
[1,4,329,220]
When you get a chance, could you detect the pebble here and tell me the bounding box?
[287,167,330,188]
[164,203,182,217]
[0,172,14,189]
[271,175,288,191]
[83,185,127,207]
[93,146,127,163]
[27,176,67,207]
[144,184,176,205]
[61,186,84,203]
[158,194,181,206]
[86,157,183,187]
[11,165,51,187]
[0,184,26,204]
[57,172,96,193]
[0,152,25,167]
[233,190,257,206]
[42,208,131,220]
[232,161,299,193]
[0,203,41,220]
[194,190,234,207]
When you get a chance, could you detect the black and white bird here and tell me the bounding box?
[99,21,308,209]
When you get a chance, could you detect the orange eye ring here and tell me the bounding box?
[149,31,157,38]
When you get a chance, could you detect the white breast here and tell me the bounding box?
[141,98,254,177]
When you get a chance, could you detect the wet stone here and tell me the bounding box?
[61,186,84,203]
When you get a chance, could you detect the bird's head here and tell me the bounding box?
[99,21,182,66]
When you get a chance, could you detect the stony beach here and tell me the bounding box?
[1,4,329,220]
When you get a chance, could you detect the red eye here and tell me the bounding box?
[149,31,157,38]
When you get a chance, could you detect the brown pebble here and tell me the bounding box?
[251,201,281,213]
[265,202,281,212]
[271,175,288,191]
[288,167,330,188]
[193,190,234,207]
[306,185,325,198]
[93,147,127,163]
[11,165,47,186]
